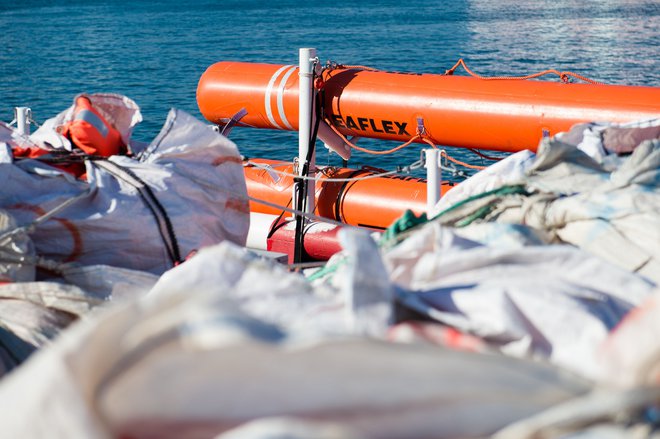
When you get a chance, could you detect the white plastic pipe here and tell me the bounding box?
[298,48,317,214]
[425,148,441,213]
[318,120,352,160]
[15,107,31,136]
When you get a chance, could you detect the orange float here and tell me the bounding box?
[198,61,660,153]
[245,158,453,230]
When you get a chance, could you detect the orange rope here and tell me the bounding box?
[444,58,603,85]
[421,137,438,149]
[422,138,487,171]
[324,116,423,155]
[318,64,378,88]
[441,150,487,171]
[325,116,485,172]
[335,64,378,71]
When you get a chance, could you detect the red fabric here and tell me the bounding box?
[11,146,50,159]
[12,146,86,178]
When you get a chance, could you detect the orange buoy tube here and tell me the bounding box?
[198,62,660,153]
[244,159,453,230]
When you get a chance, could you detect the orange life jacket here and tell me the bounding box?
[59,96,125,157]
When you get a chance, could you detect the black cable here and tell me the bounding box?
[94,160,182,266]
[266,197,293,239]
[293,68,323,263]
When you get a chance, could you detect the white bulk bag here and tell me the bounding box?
[0,108,249,274]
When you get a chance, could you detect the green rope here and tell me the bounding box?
[378,184,530,247]
[308,210,427,281]
[431,184,529,222]
[306,259,341,282]
[380,209,428,244]
[307,184,531,282]
[455,204,494,227]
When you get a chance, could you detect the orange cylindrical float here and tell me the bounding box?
[244,159,453,230]
[198,61,660,153]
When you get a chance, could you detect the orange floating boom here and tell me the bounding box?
[244,159,453,230]
[198,62,660,153]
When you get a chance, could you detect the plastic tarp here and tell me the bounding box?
[377,223,655,379]
[0,106,249,274]
[0,226,157,376]
[0,209,35,283]
[0,241,590,439]
[0,280,102,376]
[0,262,158,377]
[0,97,242,374]
[0,202,158,375]
[556,118,660,164]
[426,120,660,284]
[598,292,660,388]
[431,149,536,215]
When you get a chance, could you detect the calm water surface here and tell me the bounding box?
[1,0,658,172]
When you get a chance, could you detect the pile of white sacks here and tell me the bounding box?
[0,96,658,438]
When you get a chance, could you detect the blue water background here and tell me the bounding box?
[1,0,658,175]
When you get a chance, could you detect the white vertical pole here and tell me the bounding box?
[298,48,317,214]
[15,107,31,136]
[425,148,441,213]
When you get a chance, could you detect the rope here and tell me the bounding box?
[444,58,603,85]
[321,62,378,75]
[323,118,485,174]
[245,159,425,182]
[377,184,531,249]
[419,138,487,172]
[287,260,327,271]
[94,160,183,266]
[431,184,530,222]
[27,114,41,128]
[441,150,487,171]
[247,194,360,230]
[265,197,292,240]
[0,189,90,246]
[335,64,378,71]
[318,61,508,169]
[454,204,495,227]
[468,148,504,162]
[324,117,424,155]
[306,259,340,281]
[0,251,67,276]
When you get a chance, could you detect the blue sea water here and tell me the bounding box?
[1,0,658,174]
